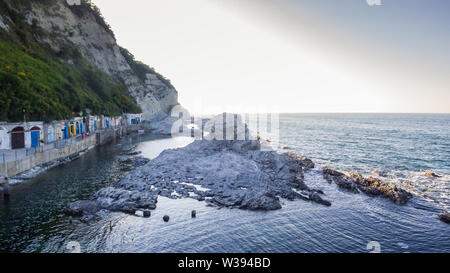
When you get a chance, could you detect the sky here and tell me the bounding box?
[92,0,450,114]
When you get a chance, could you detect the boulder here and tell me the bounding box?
[425,171,440,178]
[439,213,450,224]
[143,210,151,218]
[309,192,332,207]
[64,200,100,217]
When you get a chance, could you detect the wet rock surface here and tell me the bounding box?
[285,152,315,171]
[424,171,441,178]
[65,139,331,220]
[439,213,450,224]
[323,168,412,204]
[118,155,150,168]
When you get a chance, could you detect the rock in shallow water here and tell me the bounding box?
[323,168,412,205]
[143,210,151,218]
[64,200,100,217]
[239,192,282,210]
[285,152,315,170]
[425,171,441,178]
[439,213,450,224]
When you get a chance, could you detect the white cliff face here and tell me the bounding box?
[23,0,178,119]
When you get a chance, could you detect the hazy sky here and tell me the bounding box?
[93,0,450,114]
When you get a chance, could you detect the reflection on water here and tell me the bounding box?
[136,136,193,159]
[0,134,191,252]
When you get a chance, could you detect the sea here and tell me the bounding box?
[0,114,448,253]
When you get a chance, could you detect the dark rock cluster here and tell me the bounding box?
[323,168,412,205]
[439,213,450,224]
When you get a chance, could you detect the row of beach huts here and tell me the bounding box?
[0,113,143,150]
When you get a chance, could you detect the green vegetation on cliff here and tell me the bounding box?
[119,46,174,89]
[0,42,141,122]
[0,0,141,122]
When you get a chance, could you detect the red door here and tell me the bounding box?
[11,127,25,149]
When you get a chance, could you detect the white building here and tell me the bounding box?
[125,113,143,125]
[0,124,9,150]
[0,121,44,150]
[44,121,66,144]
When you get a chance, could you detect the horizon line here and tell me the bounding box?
[190,112,450,116]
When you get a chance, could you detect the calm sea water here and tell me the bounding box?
[0,114,449,253]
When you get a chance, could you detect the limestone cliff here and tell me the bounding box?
[0,0,178,120]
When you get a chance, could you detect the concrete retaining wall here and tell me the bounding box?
[0,134,96,178]
[0,125,153,178]
[96,130,116,145]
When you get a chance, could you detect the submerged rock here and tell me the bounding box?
[439,213,450,224]
[425,171,441,178]
[323,168,412,205]
[143,210,151,218]
[64,200,100,217]
[309,192,332,207]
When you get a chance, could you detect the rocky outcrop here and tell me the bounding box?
[64,200,101,217]
[323,168,359,193]
[323,168,412,205]
[424,171,441,178]
[285,152,315,171]
[65,139,331,219]
[21,0,178,119]
[439,213,450,224]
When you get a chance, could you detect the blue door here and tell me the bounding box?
[94,121,98,131]
[76,122,80,135]
[64,125,69,139]
[31,130,40,147]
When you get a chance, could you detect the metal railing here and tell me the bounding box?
[1,134,86,164]
[1,125,130,164]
